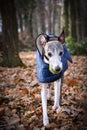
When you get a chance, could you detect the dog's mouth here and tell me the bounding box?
[49,66,62,75]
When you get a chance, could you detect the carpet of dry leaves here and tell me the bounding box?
[0,52,87,130]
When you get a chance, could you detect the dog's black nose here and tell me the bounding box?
[55,66,61,72]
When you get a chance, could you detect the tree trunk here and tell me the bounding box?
[52,0,56,34]
[63,0,69,36]
[0,0,24,67]
[29,11,33,37]
[32,10,38,38]
[82,0,87,39]
[69,0,77,40]
[18,14,23,33]
[24,13,29,32]
[63,0,87,42]
[48,0,52,33]
[37,0,46,33]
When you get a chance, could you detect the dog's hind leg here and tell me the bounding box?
[53,78,61,112]
[41,83,49,126]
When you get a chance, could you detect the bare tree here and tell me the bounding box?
[0,0,24,67]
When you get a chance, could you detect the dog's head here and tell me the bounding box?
[36,31,65,74]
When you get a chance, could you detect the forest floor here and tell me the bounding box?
[0,52,87,130]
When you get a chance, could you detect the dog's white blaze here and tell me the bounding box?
[50,49,63,71]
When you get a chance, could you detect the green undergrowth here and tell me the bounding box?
[66,36,87,55]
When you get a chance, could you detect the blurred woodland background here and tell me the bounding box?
[0,1,87,129]
[0,0,87,67]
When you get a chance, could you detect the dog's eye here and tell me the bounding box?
[59,51,63,56]
[48,52,52,57]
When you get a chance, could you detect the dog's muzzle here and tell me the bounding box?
[49,65,62,75]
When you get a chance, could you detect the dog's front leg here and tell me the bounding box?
[41,83,49,126]
[53,78,61,112]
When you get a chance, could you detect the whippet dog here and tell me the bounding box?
[35,31,72,126]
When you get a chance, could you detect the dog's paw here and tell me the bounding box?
[43,118,49,126]
[56,106,62,113]
[52,105,61,112]
[52,105,59,111]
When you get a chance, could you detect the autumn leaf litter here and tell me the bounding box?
[0,52,87,130]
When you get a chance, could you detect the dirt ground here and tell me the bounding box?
[0,52,87,130]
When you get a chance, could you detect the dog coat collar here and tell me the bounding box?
[36,34,72,83]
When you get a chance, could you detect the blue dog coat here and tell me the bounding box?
[36,34,72,83]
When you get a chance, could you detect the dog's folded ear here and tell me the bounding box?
[58,30,65,44]
[35,34,48,57]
